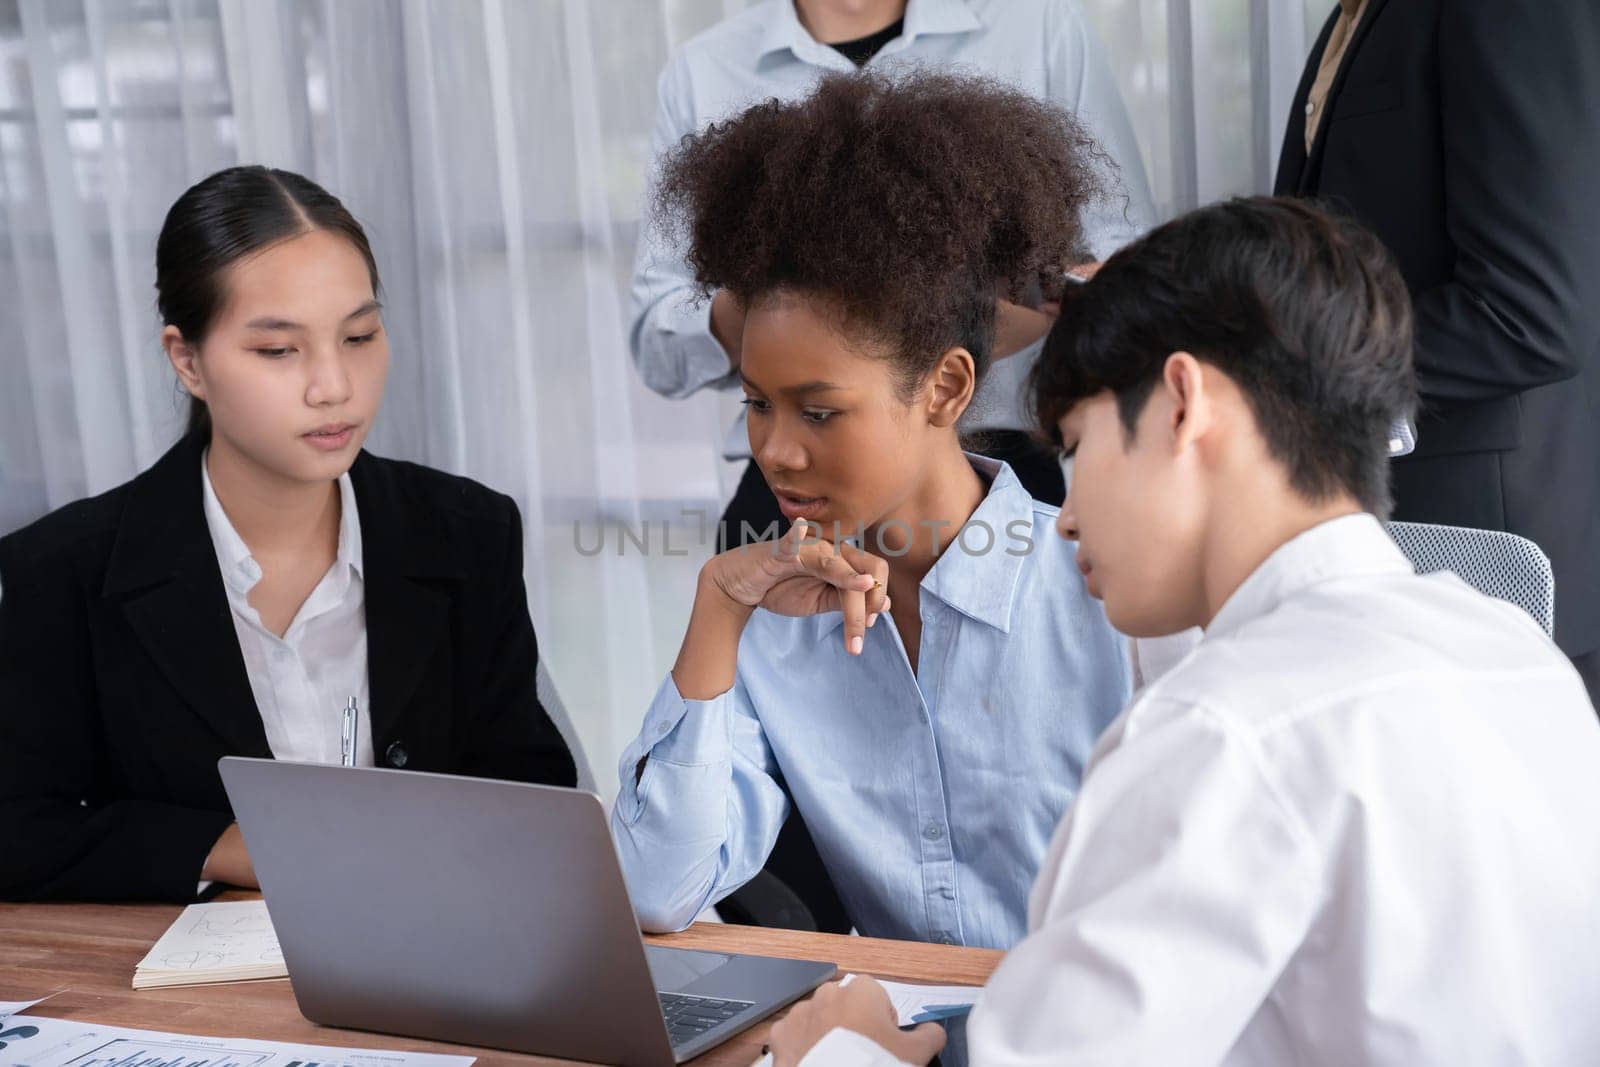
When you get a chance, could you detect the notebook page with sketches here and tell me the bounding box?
[133,899,286,989]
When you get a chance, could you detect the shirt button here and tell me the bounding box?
[1305,100,1316,116]
[924,823,942,840]
[386,742,409,768]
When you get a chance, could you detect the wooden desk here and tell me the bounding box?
[0,900,1001,1065]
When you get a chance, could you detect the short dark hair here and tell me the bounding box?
[653,69,1109,395]
[1030,196,1416,517]
[155,165,381,437]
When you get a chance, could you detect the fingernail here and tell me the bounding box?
[850,635,863,655]
[867,613,879,628]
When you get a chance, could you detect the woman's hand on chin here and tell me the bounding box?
[705,520,891,655]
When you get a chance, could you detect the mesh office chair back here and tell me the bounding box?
[1386,520,1556,637]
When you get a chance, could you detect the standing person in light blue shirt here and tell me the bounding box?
[631,0,1157,521]
[611,71,1131,952]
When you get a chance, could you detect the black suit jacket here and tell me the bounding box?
[1276,0,1600,656]
[0,432,577,901]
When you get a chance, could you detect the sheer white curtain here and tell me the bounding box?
[1082,0,1330,217]
[0,0,1335,798]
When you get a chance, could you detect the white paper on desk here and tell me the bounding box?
[0,994,56,1021]
[841,973,983,1025]
[0,1014,475,1066]
[740,977,982,1067]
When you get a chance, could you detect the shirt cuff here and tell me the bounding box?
[647,295,741,398]
[798,1028,918,1067]
[615,673,737,818]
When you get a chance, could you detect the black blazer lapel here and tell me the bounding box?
[1276,5,1339,193]
[1298,0,1393,192]
[350,454,462,748]
[103,433,271,756]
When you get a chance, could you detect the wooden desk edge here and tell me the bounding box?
[1,904,1000,1066]
[646,924,1003,986]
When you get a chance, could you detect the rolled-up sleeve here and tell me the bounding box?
[610,671,788,931]
[628,55,741,400]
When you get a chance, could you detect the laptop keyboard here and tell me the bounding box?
[658,991,754,1046]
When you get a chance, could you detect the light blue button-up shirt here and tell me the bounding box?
[611,457,1131,950]
[629,0,1157,456]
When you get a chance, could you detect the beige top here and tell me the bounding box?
[1304,0,1370,152]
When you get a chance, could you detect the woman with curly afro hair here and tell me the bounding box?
[611,71,1132,955]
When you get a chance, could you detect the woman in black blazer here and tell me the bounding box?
[0,166,576,902]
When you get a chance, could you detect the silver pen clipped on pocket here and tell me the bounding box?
[341,696,359,767]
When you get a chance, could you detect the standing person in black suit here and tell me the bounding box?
[0,166,576,902]
[1276,0,1600,705]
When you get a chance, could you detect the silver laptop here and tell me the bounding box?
[218,757,835,1065]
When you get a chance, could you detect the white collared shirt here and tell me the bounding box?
[629,0,1157,456]
[807,514,1600,1066]
[201,459,373,766]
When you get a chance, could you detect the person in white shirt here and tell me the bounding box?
[632,0,1156,530]
[767,196,1600,1066]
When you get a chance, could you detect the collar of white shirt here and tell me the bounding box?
[199,452,364,605]
[756,0,985,66]
[814,453,1034,639]
[1205,512,1411,641]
